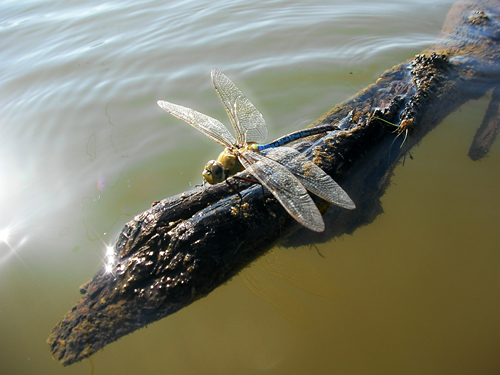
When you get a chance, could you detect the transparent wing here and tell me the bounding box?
[157,100,236,147]
[262,147,356,210]
[238,150,325,232]
[211,69,267,145]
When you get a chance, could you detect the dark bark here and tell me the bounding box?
[47,0,500,365]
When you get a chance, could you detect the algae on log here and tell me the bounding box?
[48,0,500,366]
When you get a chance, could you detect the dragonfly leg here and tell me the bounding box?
[225,179,246,221]
[233,175,259,184]
[232,176,265,197]
[225,179,243,201]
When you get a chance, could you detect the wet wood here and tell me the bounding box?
[47,0,500,366]
[469,86,500,160]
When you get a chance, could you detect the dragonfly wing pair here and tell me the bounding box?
[157,69,266,147]
[241,146,355,232]
[238,148,327,232]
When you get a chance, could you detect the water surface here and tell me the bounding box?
[2,0,499,374]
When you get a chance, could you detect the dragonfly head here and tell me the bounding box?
[202,160,227,185]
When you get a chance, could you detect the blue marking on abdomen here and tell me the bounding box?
[256,124,340,151]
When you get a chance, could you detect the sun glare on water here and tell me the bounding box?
[104,245,116,274]
[0,228,10,245]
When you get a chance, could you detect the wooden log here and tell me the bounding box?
[47,0,500,365]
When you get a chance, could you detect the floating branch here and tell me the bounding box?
[48,0,500,365]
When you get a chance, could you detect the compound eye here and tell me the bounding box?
[212,164,224,180]
[202,161,225,184]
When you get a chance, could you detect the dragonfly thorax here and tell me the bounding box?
[202,147,244,185]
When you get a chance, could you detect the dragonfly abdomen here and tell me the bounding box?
[256,123,339,151]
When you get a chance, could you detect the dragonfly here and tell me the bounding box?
[157,69,355,232]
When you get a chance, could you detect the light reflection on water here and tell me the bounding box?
[2,0,500,374]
